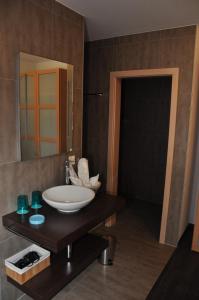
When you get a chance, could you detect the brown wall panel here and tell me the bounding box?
[0,0,84,163]
[84,26,196,245]
[0,1,84,298]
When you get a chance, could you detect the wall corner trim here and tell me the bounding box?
[180,25,199,240]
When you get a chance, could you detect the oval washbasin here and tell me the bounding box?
[42,185,95,213]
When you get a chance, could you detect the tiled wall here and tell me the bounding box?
[84,26,196,246]
[0,0,84,299]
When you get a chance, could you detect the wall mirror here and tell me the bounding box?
[19,52,73,161]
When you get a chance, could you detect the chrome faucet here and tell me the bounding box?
[65,160,70,184]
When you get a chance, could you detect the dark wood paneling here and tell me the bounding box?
[118,77,171,204]
[0,79,17,163]
[83,93,109,189]
[83,26,196,245]
[0,1,84,298]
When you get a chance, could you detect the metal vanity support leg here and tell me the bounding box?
[66,244,73,260]
[99,235,117,266]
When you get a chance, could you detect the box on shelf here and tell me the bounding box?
[5,244,50,285]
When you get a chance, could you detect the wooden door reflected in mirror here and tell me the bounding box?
[19,53,73,160]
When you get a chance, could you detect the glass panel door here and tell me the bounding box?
[20,70,61,159]
[20,73,37,160]
[40,142,57,157]
[38,73,57,105]
[39,110,57,138]
[38,70,59,157]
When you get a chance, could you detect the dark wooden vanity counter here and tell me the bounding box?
[3,193,125,300]
[3,193,125,253]
[8,234,109,300]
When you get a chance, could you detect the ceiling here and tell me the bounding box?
[56,0,199,41]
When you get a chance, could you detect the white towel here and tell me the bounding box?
[78,158,90,186]
[69,158,101,192]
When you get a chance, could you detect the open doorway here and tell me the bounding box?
[118,76,172,240]
[106,68,179,244]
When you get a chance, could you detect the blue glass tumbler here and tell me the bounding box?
[31,191,42,209]
[17,195,29,214]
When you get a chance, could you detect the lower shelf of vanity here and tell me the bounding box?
[7,234,108,300]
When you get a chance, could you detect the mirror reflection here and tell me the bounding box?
[19,53,73,160]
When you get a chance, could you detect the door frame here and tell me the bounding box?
[106,68,179,244]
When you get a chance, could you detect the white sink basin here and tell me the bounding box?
[42,185,95,213]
